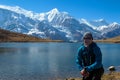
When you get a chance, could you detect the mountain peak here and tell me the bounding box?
[112,22,119,25]
[47,8,59,15]
[0,5,24,13]
[94,19,105,22]
[52,8,59,12]
[93,19,109,25]
[46,8,60,22]
[0,5,39,20]
[110,22,120,27]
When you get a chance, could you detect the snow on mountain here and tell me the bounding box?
[0,5,71,24]
[99,22,118,32]
[0,6,69,41]
[39,8,72,26]
[46,8,60,22]
[101,22,120,38]
[0,5,35,18]
[80,18,96,29]
[89,19,109,27]
[96,25,108,31]
[0,8,36,33]
[80,18,109,30]
[0,5,44,21]
[37,8,88,41]
[0,5,120,41]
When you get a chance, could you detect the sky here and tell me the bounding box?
[0,0,120,23]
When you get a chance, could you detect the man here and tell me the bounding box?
[76,32,104,80]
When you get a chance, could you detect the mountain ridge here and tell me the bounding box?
[0,5,120,42]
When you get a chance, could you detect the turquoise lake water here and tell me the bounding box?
[0,42,120,80]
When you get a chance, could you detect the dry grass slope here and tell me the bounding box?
[0,28,62,42]
[94,36,120,43]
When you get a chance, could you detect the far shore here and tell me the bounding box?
[94,40,120,43]
[0,40,120,43]
[94,36,120,43]
[0,40,64,42]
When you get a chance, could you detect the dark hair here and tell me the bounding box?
[83,32,93,40]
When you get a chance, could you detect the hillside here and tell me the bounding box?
[0,28,61,42]
[94,36,120,43]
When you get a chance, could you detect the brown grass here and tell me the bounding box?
[0,28,63,42]
[102,72,120,80]
[94,36,120,43]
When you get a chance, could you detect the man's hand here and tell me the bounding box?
[80,68,89,77]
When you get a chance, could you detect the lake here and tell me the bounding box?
[0,42,120,80]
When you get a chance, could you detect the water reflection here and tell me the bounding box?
[0,43,75,79]
[0,47,17,54]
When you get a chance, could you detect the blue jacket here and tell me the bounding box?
[76,42,103,72]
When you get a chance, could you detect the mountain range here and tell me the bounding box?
[0,5,120,42]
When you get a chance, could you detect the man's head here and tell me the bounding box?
[83,32,93,47]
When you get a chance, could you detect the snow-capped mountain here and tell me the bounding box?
[0,5,120,42]
[79,18,120,38]
[0,8,35,33]
[80,18,109,29]
[89,19,109,27]
[0,5,38,20]
[100,22,120,38]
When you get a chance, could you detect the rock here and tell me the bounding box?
[108,66,116,71]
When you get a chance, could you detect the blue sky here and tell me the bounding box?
[0,0,120,23]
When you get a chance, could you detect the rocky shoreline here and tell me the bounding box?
[65,72,120,80]
[66,66,120,80]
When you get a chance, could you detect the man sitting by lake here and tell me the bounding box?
[76,32,104,80]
